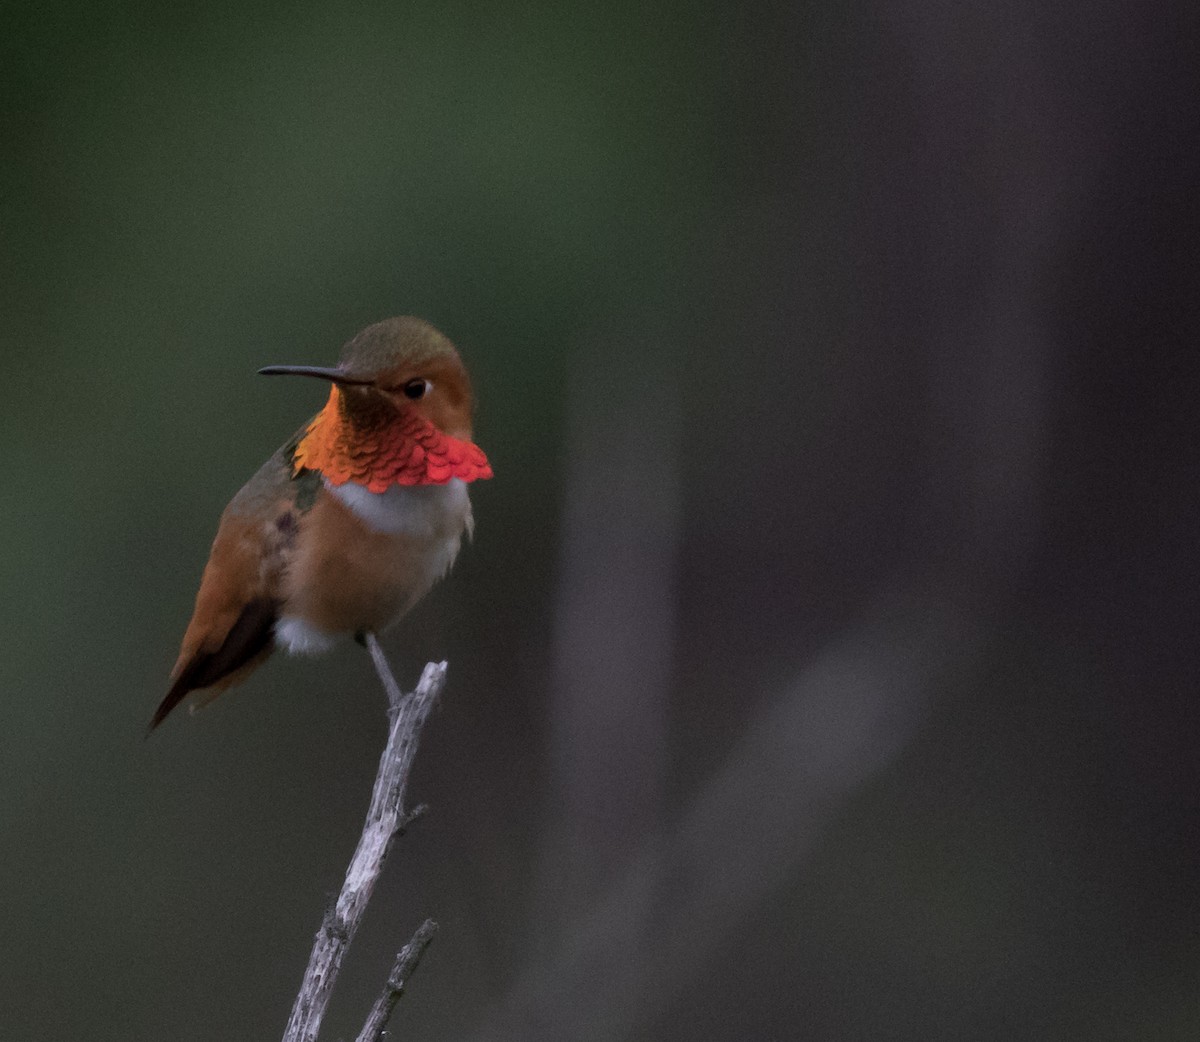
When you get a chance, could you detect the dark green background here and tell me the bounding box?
[3,2,1197,1039]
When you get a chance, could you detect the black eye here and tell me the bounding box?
[402,379,430,400]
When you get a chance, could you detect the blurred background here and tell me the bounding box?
[2,1,1197,1039]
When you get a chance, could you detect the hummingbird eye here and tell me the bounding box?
[402,378,431,400]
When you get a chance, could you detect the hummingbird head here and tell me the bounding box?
[261,316,476,439]
[260,316,492,491]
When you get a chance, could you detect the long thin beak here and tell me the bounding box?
[257,364,374,386]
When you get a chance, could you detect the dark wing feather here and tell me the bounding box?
[149,596,280,731]
[152,428,323,733]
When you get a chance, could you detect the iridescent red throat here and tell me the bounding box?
[292,390,492,493]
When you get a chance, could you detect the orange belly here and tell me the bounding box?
[281,480,469,639]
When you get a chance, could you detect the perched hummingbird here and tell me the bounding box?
[151,316,492,730]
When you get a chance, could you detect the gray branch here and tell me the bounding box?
[281,649,447,1042]
[355,919,438,1042]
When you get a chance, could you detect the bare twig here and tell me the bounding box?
[366,632,407,711]
[354,919,438,1042]
[281,651,447,1042]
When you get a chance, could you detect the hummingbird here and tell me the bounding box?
[150,316,492,730]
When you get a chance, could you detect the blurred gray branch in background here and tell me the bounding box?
[282,652,446,1042]
[536,340,681,922]
[483,61,1054,1022]
[474,585,977,1041]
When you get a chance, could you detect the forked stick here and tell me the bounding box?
[281,645,445,1042]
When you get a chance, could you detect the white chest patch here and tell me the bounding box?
[325,477,473,539]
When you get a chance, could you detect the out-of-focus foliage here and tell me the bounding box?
[2,1,1197,1040]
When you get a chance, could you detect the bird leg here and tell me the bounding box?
[363,631,406,715]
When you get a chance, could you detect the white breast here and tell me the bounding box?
[324,476,474,592]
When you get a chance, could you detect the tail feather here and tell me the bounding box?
[150,598,280,731]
